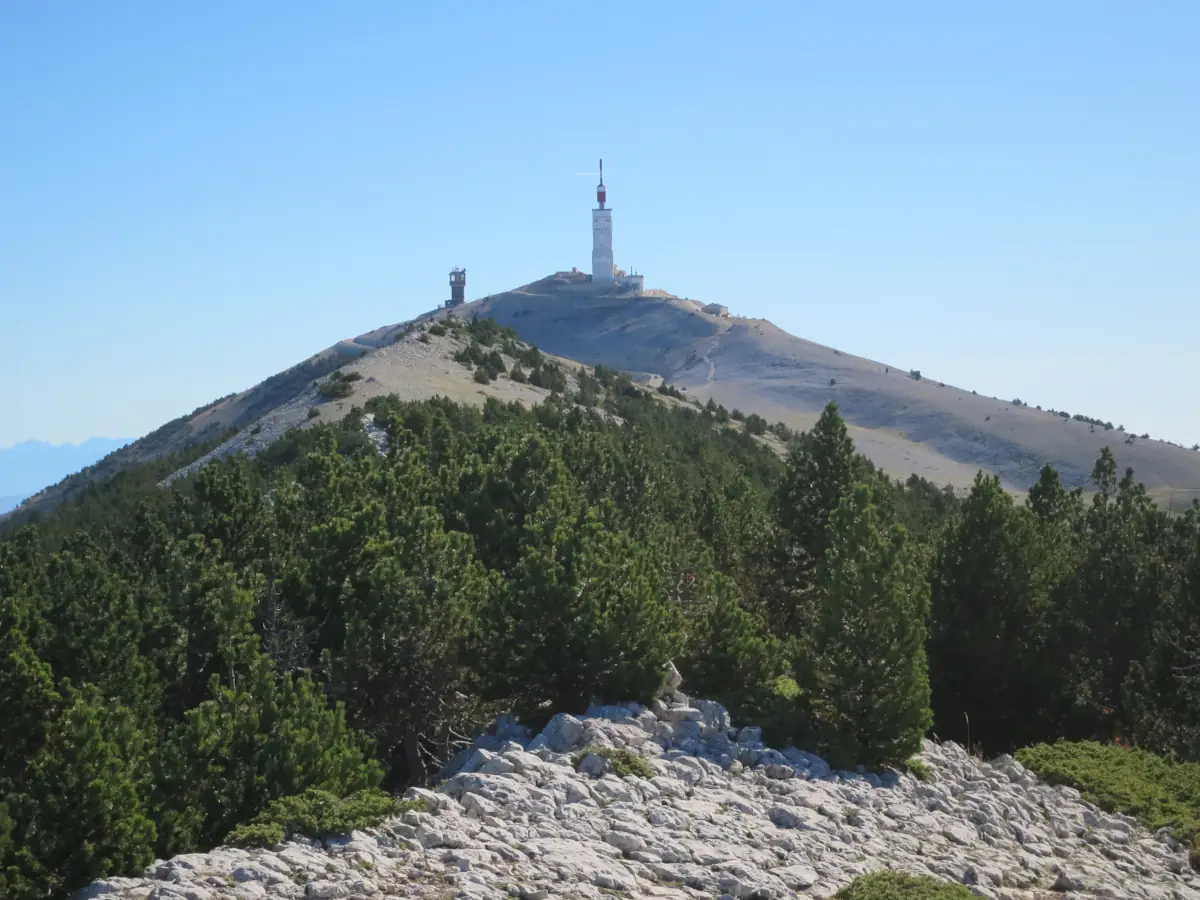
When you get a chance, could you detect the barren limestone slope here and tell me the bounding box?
[79,676,1199,900]
[466,277,1200,506]
[2,296,681,522]
[160,326,600,487]
[11,272,1199,521]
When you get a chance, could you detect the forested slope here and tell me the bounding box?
[2,320,1199,899]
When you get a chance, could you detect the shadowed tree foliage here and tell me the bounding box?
[928,473,1060,750]
[1049,452,1181,742]
[329,505,496,785]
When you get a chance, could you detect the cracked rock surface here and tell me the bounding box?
[75,688,1200,900]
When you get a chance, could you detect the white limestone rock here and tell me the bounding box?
[72,692,1200,900]
[663,661,683,691]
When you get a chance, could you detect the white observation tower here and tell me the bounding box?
[591,159,614,282]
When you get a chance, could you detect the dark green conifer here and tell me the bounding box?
[807,485,932,767]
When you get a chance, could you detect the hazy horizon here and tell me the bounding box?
[1,436,134,452]
[0,437,133,504]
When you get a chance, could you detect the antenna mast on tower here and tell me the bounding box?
[592,157,613,281]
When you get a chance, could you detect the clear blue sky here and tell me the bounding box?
[2,2,1197,448]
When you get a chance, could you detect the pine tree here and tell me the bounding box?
[155,656,382,855]
[6,687,157,900]
[1122,505,1200,756]
[677,572,784,702]
[0,593,58,784]
[806,485,932,768]
[331,506,496,784]
[0,588,63,900]
[767,402,858,637]
[484,487,682,718]
[1026,463,1082,524]
[1053,452,1176,740]
[928,473,1057,750]
[41,533,161,717]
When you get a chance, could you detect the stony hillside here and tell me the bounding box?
[4,319,634,520]
[10,272,1200,521]
[157,324,613,488]
[77,671,1198,900]
[467,276,1200,508]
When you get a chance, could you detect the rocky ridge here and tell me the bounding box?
[77,668,1199,900]
[157,327,578,489]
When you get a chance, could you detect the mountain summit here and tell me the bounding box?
[7,275,1199,520]
[471,275,1200,506]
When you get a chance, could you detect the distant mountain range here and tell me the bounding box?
[0,438,132,512]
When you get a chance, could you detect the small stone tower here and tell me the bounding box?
[448,268,466,306]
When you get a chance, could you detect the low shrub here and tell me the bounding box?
[1016,740,1200,864]
[655,382,686,400]
[319,370,363,400]
[529,363,567,394]
[729,675,804,751]
[835,871,974,899]
[474,366,493,384]
[770,421,794,442]
[904,757,935,783]
[427,322,447,337]
[226,789,423,849]
[570,746,653,779]
[464,317,515,347]
[575,371,601,407]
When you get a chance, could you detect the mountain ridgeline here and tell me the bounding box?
[10,274,1200,525]
[2,317,1200,899]
[470,276,1200,508]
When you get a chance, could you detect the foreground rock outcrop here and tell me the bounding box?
[78,678,1200,900]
